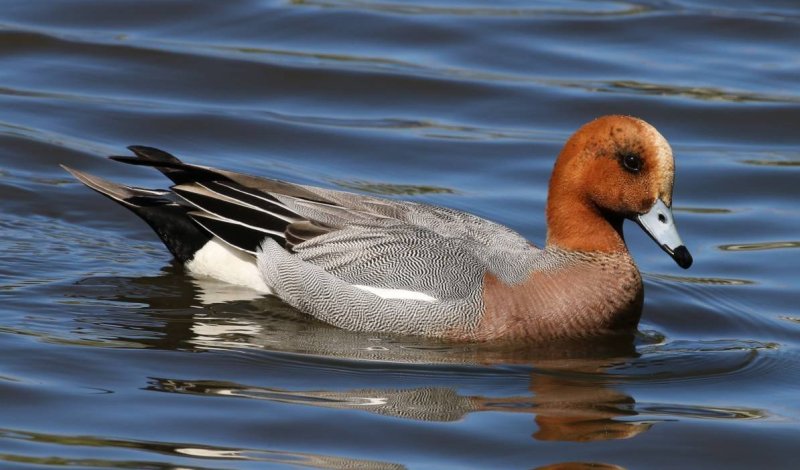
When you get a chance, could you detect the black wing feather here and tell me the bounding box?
[201,181,300,221]
[189,212,283,254]
[67,147,349,261]
[171,185,291,237]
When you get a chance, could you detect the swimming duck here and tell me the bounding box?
[63,115,691,342]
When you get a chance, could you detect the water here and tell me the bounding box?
[1,1,799,468]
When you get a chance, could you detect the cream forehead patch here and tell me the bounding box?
[632,118,675,203]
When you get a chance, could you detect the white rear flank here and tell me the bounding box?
[186,238,273,294]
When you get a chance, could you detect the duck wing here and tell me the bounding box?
[111,146,539,284]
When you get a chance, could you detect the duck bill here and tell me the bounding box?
[634,199,693,269]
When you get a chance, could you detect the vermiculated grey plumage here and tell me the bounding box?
[66,147,634,340]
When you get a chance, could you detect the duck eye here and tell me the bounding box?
[620,152,643,173]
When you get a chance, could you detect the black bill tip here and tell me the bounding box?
[671,245,693,269]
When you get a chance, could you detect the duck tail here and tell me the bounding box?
[61,165,211,263]
[108,145,225,186]
[105,147,309,254]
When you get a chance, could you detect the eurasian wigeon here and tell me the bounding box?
[63,115,691,342]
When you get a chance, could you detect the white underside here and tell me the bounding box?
[186,238,274,294]
[186,238,438,303]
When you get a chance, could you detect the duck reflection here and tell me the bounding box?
[74,268,651,442]
[147,370,650,442]
[2,426,404,470]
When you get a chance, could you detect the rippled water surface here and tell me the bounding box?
[2,1,799,468]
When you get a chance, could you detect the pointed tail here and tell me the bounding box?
[61,165,211,263]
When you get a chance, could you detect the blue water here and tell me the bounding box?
[1,1,799,468]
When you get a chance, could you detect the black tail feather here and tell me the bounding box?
[108,155,224,186]
[135,204,213,262]
[123,145,193,186]
[127,145,183,165]
[66,146,336,262]
[62,165,210,263]
[111,148,335,205]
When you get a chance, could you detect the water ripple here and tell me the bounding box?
[719,241,800,252]
[647,273,754,286]
[4,22,797,114]
[289,0,652,18]
[531,339,780,386]
[0,427,404,469]
[637,403,765,420]
[601,80,800,104]
[1,0,799,466]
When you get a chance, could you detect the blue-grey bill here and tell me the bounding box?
[635,199,693,269]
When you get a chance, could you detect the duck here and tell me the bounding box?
[63,115,691,342]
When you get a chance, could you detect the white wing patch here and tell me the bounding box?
[352,285,438,302]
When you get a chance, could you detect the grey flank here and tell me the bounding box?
[252,189,543,336]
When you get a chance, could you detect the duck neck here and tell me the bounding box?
[545,189,627,254]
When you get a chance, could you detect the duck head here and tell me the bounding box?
[546,115,692,269]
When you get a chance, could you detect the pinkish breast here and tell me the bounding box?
[474,251,643,342]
